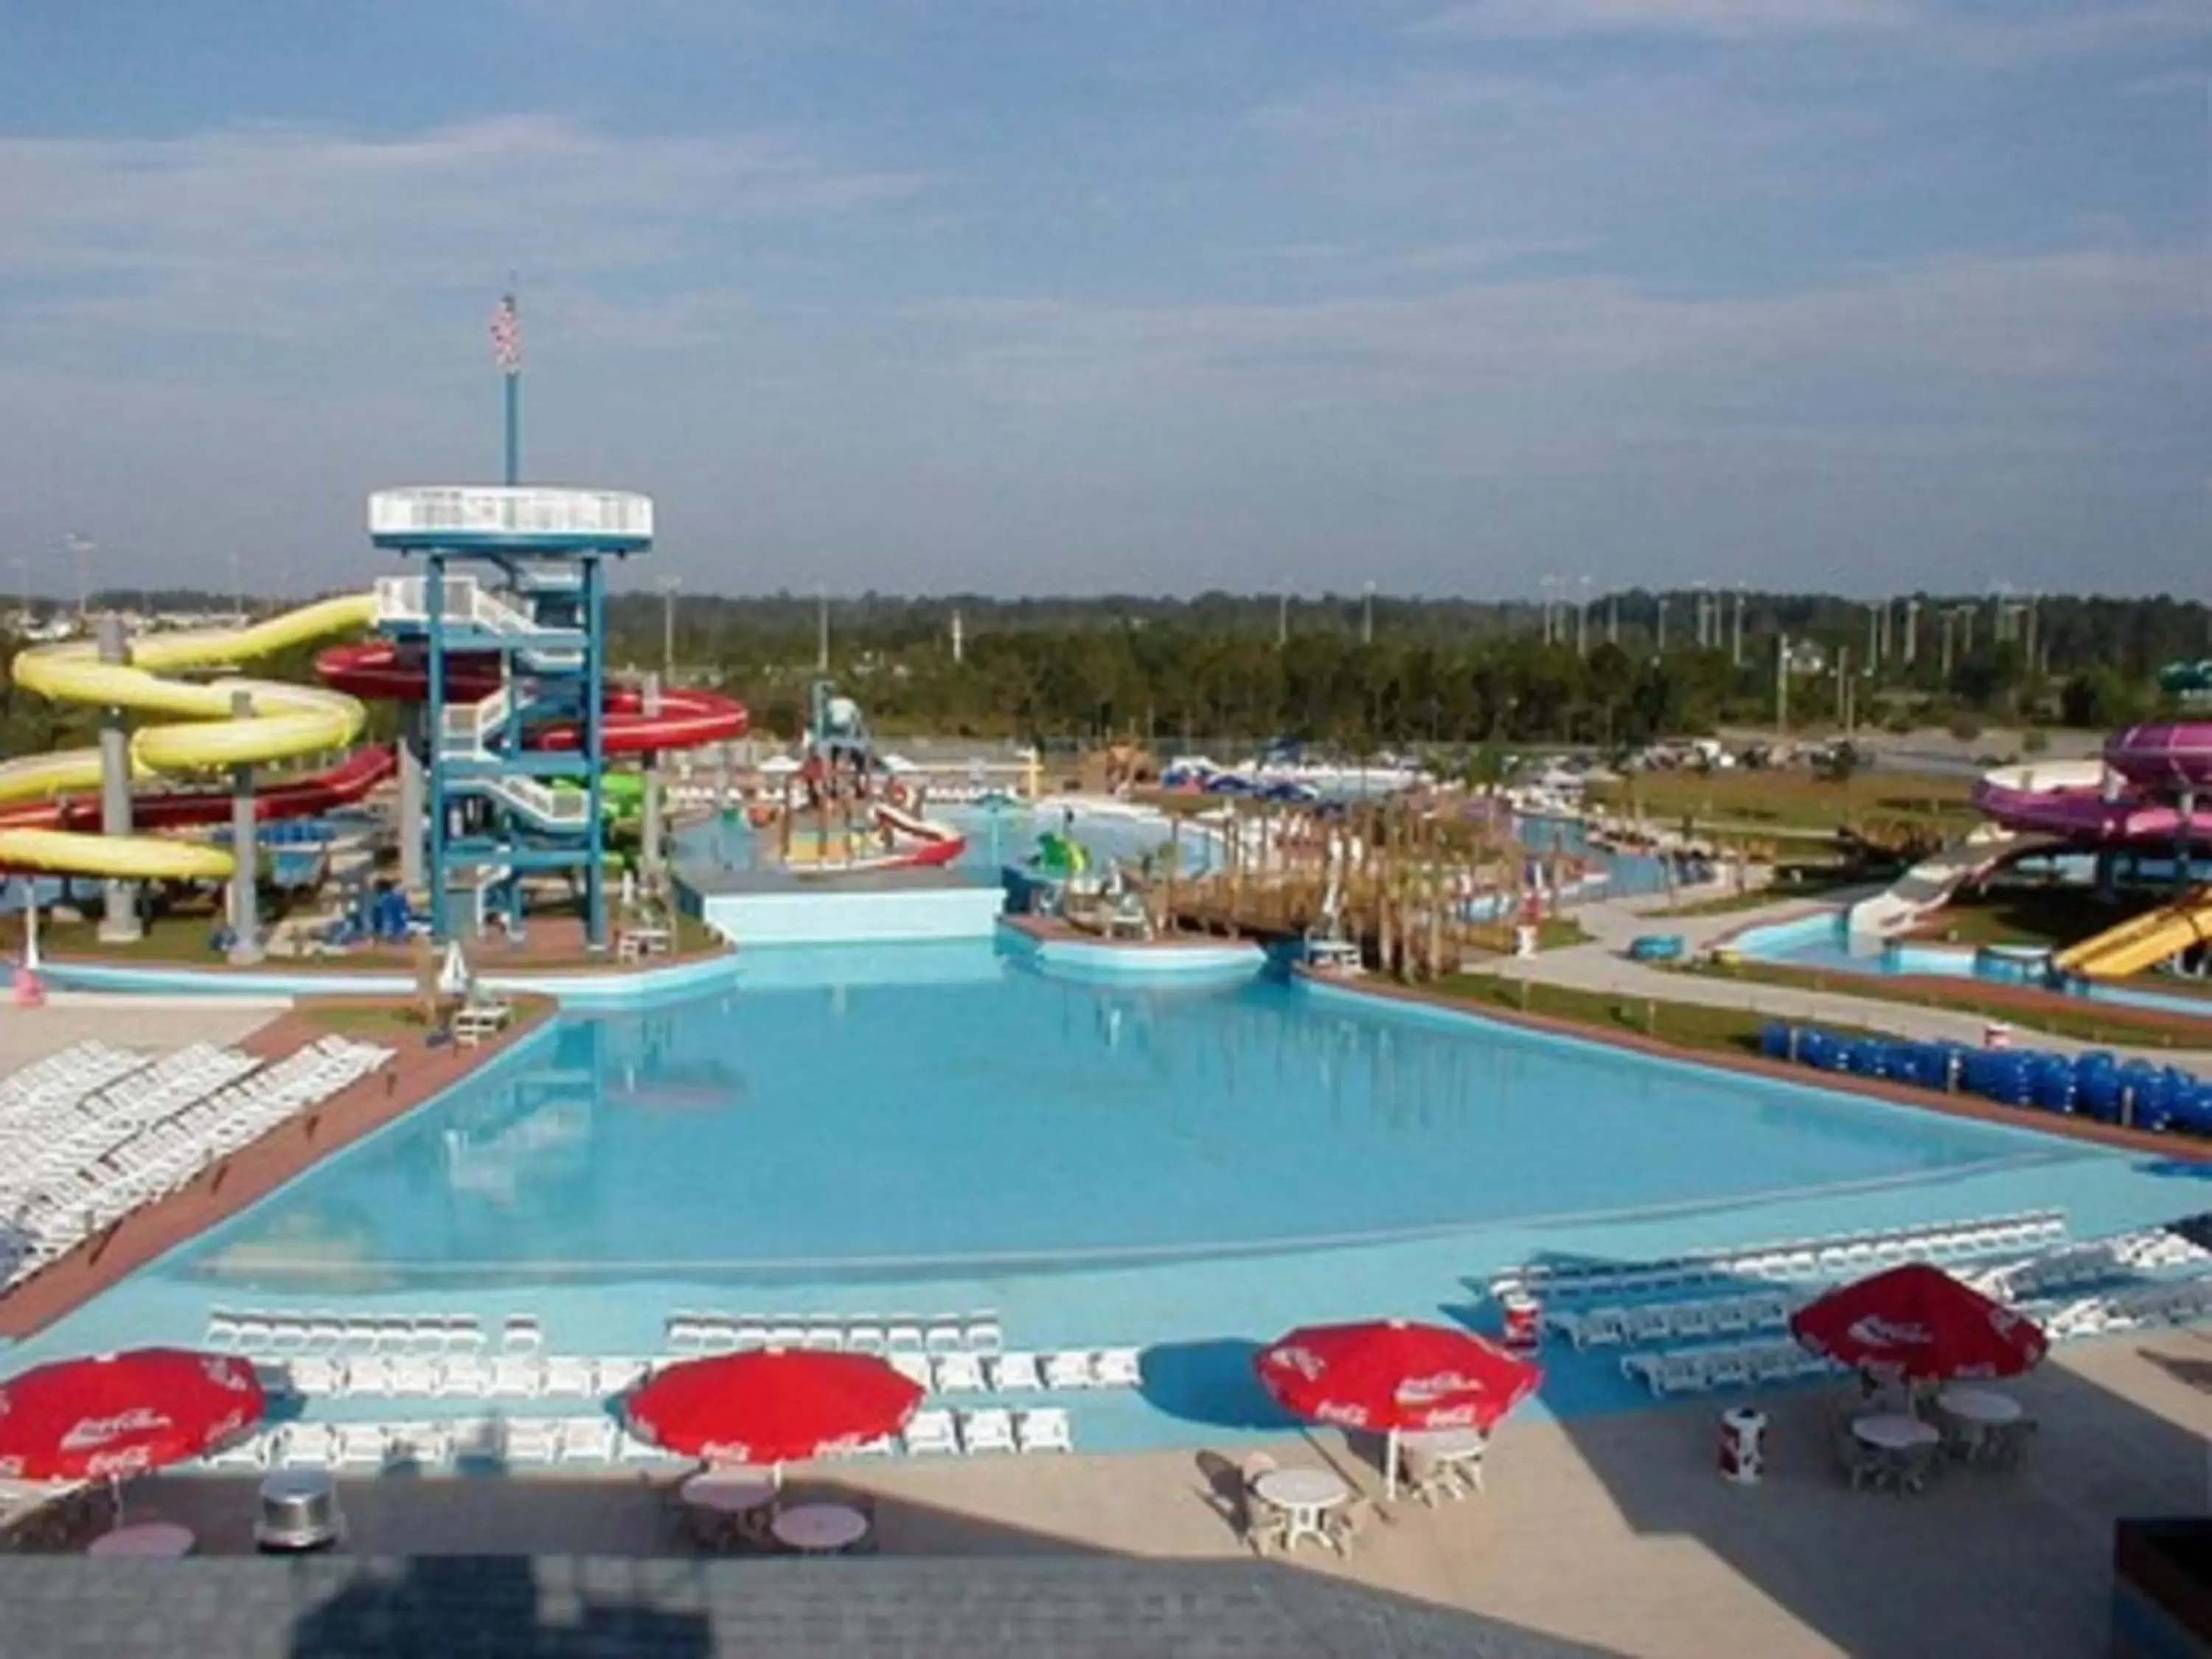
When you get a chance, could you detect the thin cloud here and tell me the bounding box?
[0,116,929,352]
[1412,0,1919,41]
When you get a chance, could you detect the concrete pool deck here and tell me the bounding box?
[61,1323,2212,1658]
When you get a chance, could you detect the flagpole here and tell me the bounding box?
[504,366,519,487]
[494,288,522,486]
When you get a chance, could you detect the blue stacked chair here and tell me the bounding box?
[2076,1062,2126,1124]
[2027,1053,2076,1113]
[1763,1020,2208,1141]
[2117,1061,2168,1130]
[2171,1084,2212,1136]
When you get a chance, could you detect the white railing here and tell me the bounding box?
[438,685,515,755]
[369,486,653,543]
[481,775,588,829]
[376,575,584,669]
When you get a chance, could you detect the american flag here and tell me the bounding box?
[490,293,521,375]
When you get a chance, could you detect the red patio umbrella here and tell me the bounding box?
[0,1348,265,1483]
[1790,1263,2047,1383]
[1254,1319,1543,1499]
[624,1350,924,1467]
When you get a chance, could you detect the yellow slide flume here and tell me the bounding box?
[2051,886,2212,980]
[0,594,378,880]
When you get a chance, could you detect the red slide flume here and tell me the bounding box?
[0,745,397,835]
[315,643,746,752]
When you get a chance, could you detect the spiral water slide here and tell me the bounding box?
[1975,724,2212,979]
[313,642,747,754]
[0,595,385,880]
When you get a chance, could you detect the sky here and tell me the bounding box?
[0,1,2204,600]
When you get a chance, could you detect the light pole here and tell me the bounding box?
[656,576,681,684]
[815,586,830,673]
[1276,579,1291,649]
[66,533,93,619]
[1576,576,1591,655]
[1731,586,1745,668]
[1362,580,1375,647]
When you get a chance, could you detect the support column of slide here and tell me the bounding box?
[227,689,260,964]
[94,613,142,943]
[398,703,425,894]
[641,672,665,895]
[584,555,608,950]
[426,554,449,942]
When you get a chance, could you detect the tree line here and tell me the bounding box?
[0,587,2202,758]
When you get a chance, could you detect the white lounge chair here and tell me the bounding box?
[988,1352,1043,1392]
[902,1409,958,1455]
[933,1353,986,1393]
[542,1356,595,1397]
[959,1408,1017,1453]
[1043,1351,1094,1390]
[1014,1408,1074,1453]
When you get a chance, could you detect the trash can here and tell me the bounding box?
[1513,924,1537,959]
[1501,1290,1542,1351]
[1718,1406,1765,1486]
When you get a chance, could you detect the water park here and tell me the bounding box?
[0,478,2205,1657]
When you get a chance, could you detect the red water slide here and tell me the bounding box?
[0,744,397,834]
[315,643,748,752]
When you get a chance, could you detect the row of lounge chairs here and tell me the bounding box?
[666,1310,1002,1356]
[209,1310,542,1356]
[1968,1228,2209,1301]
[260,1344,1144,1402]
[1546,1287,1809,1350]
[1618,1273,2212,1399]
[0,1037,393,1287]
[1489,1210,2066,1302]
[198,1406,1077,1473]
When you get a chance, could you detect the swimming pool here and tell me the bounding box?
[1731,911,2212,1023]
[18,936,2191,1435]
[678,800,1216,883]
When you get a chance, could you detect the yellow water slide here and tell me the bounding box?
[2051,886,2212,979]
[0,594,378,880]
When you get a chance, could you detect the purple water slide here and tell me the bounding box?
[2104,723,2212,792]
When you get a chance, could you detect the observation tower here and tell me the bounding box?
[369,485,652,947]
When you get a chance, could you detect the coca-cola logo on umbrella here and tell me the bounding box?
[60,1407,172,1453]
[1846,1316,1930,1351]
[1395,1369,1483,1405]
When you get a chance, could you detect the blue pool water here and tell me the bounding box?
[678,801,1213,882]
[153,950,2085,1292]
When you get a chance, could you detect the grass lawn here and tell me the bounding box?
[24,903,726,970]
[1683,957,2212,1050]
[294,993,557,1040]
[1460,915,1593,955]
[1587,768,1978,838]
[1644,870,1866,918]
[1429,972,1887,1057]
[1907,886,2140,953]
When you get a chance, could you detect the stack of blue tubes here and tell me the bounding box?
[1756,1020,2212,1139]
